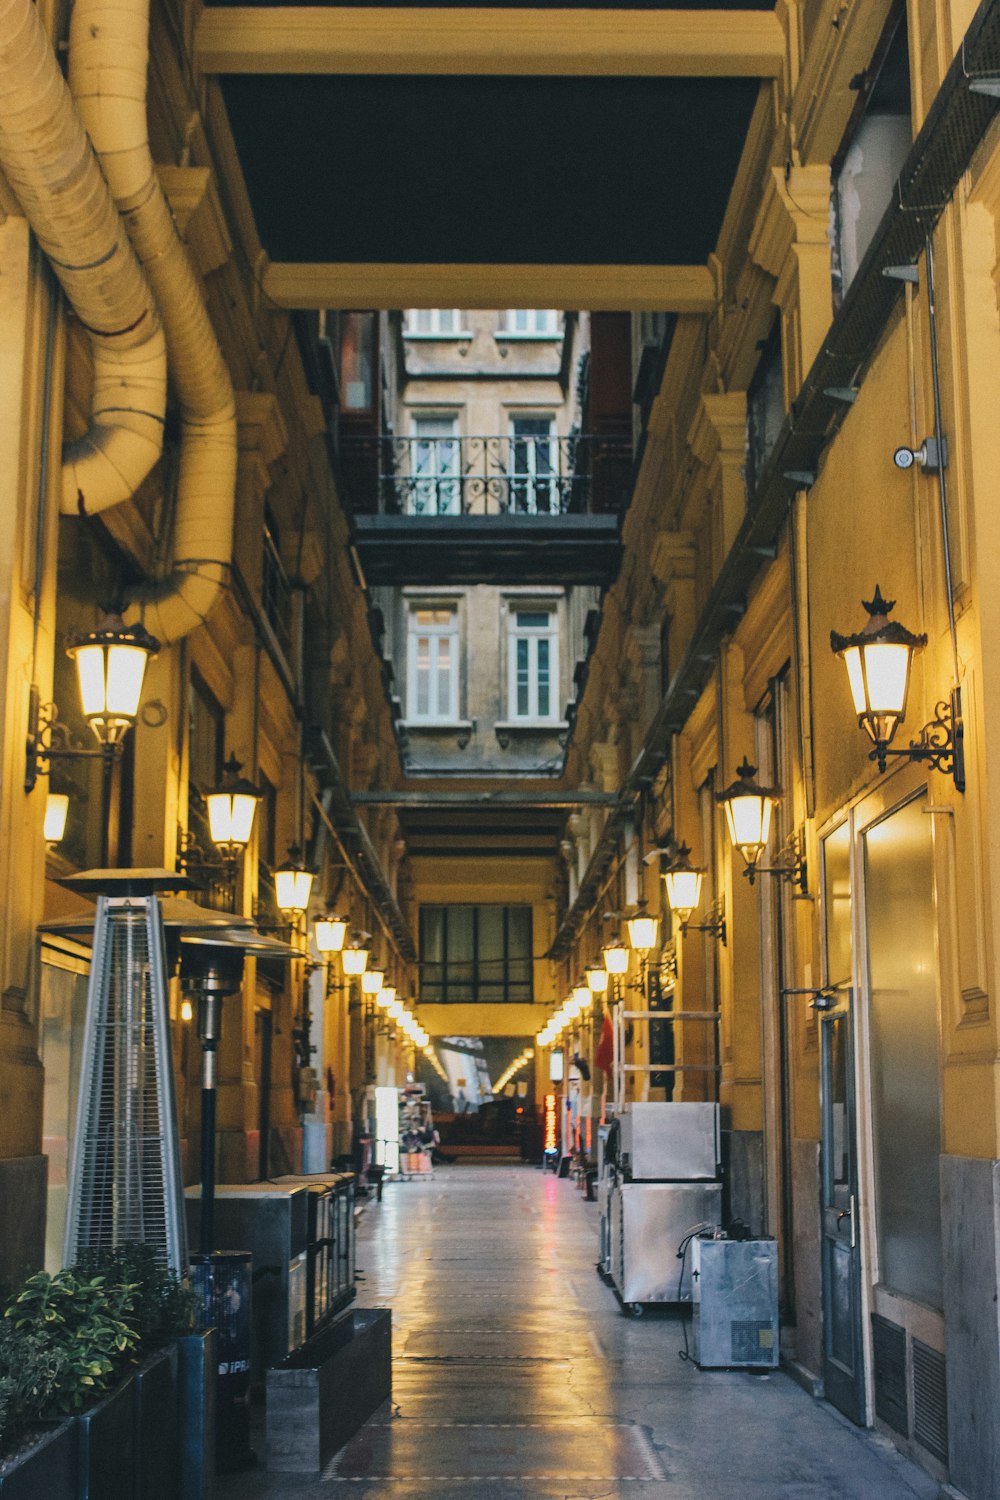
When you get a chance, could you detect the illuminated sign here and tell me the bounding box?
[544,1092,558,1153]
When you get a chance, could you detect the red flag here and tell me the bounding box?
[595,1011,614,1074]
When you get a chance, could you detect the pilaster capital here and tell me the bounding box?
[157,166,232,275]
[687,391,747,467]
[748,164,831,281]
[650,528,697,587]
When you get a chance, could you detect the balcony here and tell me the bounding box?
[346,433,630,586]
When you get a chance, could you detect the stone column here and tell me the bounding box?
[0,213,64,1280]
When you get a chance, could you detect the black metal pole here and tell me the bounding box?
[197,983,222,1255]
[200,1075,216,1256]
[99,743,115,866]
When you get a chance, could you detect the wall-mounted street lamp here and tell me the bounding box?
[178,754,263,907]
[830,585,964,790]
[718,759,808,893]
[274,844,315,915]
[25,612,160,863]
[361,968,385,996]
[43,791,69,845]
[602,939,629,975]
[204,755,262,858]
[626,906,659,954]
[314,913,348,954]
[65,613,160,747]
[341,937,370,976]
[661,845,727,944]
[585,965,609,995]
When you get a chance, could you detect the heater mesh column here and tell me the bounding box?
[64,895,187,1274]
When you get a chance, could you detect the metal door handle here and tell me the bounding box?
[836,1196,857,1249]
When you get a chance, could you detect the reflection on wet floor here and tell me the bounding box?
[222,1162,939,1499]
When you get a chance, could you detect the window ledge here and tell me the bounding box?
[404,332,474,342]
[494,331,562,341]
[494,719,568,733]
[400,718,474,733]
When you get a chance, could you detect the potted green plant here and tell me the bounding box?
[0,1268,139,1498]
[73,1245,194,1500]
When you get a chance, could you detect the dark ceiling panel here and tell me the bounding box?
[221,73,761,265]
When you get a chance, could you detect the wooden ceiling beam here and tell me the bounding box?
[263,261,716,312]
[195,7,785,78]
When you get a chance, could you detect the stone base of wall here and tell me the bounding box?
[0,1154,46,1282]
[941,1154,1000,1500]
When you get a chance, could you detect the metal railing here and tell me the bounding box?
[340,433,631,516]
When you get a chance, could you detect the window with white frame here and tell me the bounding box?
[406,309,463,336]
[508,415,558,514]
[411,415,461,515]
[508,608,558,720]
[408,607,459,721]
[501,309,560,336]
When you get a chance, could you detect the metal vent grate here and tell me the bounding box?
[872,1315,908,1436]
[730,1319,774,1365]
[64,897,187,1274]
[912,1339,948,1464]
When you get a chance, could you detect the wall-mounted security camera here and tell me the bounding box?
[893,437,948,473]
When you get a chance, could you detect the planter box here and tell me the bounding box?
[177,1330,215,1500]
[266,1307,391,1473]
[0,1419,76,1499]
[76,1373,135,1500]
[133,1346,179,1500]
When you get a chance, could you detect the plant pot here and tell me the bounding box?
[0,1418,76,1499]
[266,1307,391,1473]
[177,1330,215,1500]
[133,1346,178,1500]
[76,1372,135,1500]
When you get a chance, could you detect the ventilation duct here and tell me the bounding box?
[0,0,166,512]
[69,0,237,644]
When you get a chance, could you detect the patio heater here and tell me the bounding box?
[60,869,196,1276]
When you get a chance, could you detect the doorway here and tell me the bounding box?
[819,821,865,1423]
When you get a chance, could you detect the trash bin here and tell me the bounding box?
[190,1250,254,1474]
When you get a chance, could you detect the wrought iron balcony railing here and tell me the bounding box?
[339,433,631,517]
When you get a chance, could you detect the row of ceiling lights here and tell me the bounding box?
[493,1048,535,1093]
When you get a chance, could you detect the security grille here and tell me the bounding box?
[912,1338,948,1464]
[63,896,187,1274]
[872,1314,908,1436]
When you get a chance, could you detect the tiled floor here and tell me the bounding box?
[221,1162,942,1498]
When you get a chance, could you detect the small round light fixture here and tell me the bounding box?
[205,754,262,857]
[662,843,705,927]
[274,845,315,914]
[718,759,780,882]
[66,611,159,745]
[830,585,927,770]
[314,914,348,954]
[586,965,609,994]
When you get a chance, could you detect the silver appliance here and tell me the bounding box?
[618,1102,719,1180]
[186,1182,309,1377]
[601,1103,722,1313]
[610,1181,722,1310]
[691,1235,779,1368]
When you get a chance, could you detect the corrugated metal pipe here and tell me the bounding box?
[69,0,237,643]
[0,0,166,515]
